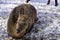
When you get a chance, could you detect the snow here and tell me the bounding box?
[0,0,60,40]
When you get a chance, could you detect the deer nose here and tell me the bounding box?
[17,28,20,33]
[17,23,25,33]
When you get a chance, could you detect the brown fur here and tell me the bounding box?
[7,4,37,39]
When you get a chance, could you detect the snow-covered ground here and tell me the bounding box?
[0,0,60,40]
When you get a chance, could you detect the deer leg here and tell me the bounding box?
[55,0,58,6]
[26,0,30,3]
[47,0,50,5]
